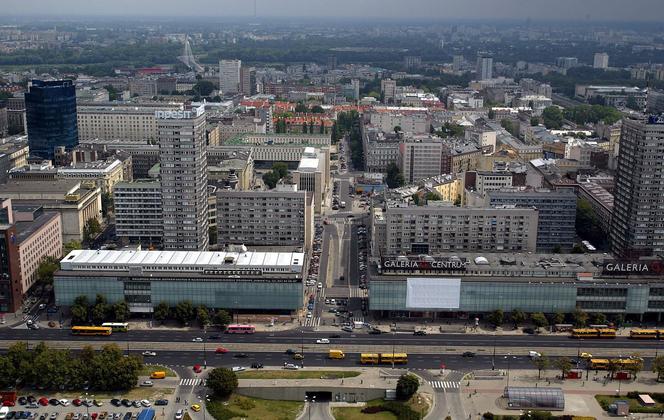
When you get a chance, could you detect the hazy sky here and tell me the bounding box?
[4,0,664,21]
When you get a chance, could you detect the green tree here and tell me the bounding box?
[532,355,550,380]
[302,122,308,133]
[576,198,606,249]
[500,119,519,136]
[425,192,441,202]
[6,341,32,385]
[573,308,589,327]
[113,301,130,322]
[542,106,564,129]
[411,194,421,206]
[103,85,119,101]
[83,218,102,243]
[436,122,465,138]
[625,95,640,110]
[154,301,170,324]
[63,240,82,255]
[36,256,60,286]
[652,355,664,381]
[396,373,419,400]
[294,103,308,113]
[197,305,210,328]
[385,162,404,188]
[214,310,232,330]
[551,311,565,325]
[590,312,607,325]
[511,309,526,327]
[174,301,195,325]
[531,312,548,330]
[394,125,402,134]
[0,355,15,389]
[272,162,289,179]
[488,109,496,120]
[554,357,572,380]
[206,368,238,397]
[71,295,90,324]
[309,121,315,134]
[487,309,504,328]
[311,105,324,114]
[530,117,539,126]
[607,359,620,380]
[193,80,215,96]
[262,171,280,189]
[101,192,113,217]
[91,294,110,324]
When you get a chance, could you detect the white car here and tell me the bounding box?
[529,351,542,358]
[142,351,157,357]
[175,410,184,420]
[231,366,246,372]
[316,338,330,344]
[192,337,203,342]
[140,400,151,407]
[306,312,312,319]
[59,399,70,407]
[283,363,300,370]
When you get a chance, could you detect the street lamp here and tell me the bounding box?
[203,324,208,369]
[505,354,516,389]
[300,330,305,368]
[492,333,496,370]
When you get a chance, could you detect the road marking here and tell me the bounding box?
[430,380,460,390]
[179,378,205,386]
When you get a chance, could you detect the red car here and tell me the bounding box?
[2,401,15,407]
[72,399,82,407]
[38,397,49,406]
[215,347,228,354]
[193,364,202,373]
[91,414,98,420]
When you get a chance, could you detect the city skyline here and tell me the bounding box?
[4,0,664,21]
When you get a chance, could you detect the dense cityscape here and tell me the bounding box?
[1,1,664,419]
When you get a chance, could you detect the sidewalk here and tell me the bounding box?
[462,368,664,419]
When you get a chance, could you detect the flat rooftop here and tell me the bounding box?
[0,179,81,195]
[60,249,305,273]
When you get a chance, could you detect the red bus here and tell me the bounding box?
[225,324,256,334]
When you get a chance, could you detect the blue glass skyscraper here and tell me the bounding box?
[25,80,78,160]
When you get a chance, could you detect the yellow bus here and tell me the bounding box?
[598,328,617,338]
[380,353,408,364]
[360,353,380,364]
[71,326,112,336]
[589,359,610,369]
[610,358,642,369]
[630,329,658,339]
[328,350,346,359]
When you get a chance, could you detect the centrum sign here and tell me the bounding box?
[382,258,468,271]
[602,260,664,276]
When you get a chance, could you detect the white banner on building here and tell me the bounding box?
[406,278,461,309]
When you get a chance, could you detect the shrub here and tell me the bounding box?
[361,406,385,414]
[235,398,255,411]
[381,401,421,419]
[483,413,495,420]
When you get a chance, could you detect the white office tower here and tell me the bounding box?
[219,59,241,95]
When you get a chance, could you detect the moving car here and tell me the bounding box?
[141,351,156,357]
[231,367,246,372]
[174,411,183,420]
[192,338,203,342]
[140,381,153,387]
[316,338,330,344]
[413,330,427,336]
[293,353,304,360]
[529,351,542,358]
[250,363,264,369]
[193,365,202,373]
[215,347,228,354]
[462,351,476,358]
[234,353,249,358]
[283,363,300,370]
[285,349,297,355]
[190,405,200,413]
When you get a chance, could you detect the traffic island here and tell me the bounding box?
[207,394,303,420]
[235,368,395,402]
[332,394,431,420]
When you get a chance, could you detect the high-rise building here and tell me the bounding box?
[239,67,255,96]
[25,80,78,160]
[452,55,464,72]
[327,55,337,70]
[476,55,493,80]
[380,79,397,104]
[403,56,422,69]
[610,116,664,258]
[219,59,241,95]
[555,57,579,70]
[157,106,209,250]
[398,136,444,184]
[593,52,609,69]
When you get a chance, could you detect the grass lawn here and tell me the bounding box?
[237,370,361,380]
[332,395,430,420]
[58,387,173,401]
[333,399,396,420]
[139,365,176,377]
[207,394,303,420]
[596,395,664,414]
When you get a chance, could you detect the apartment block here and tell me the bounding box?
[217,187,313,249]
[113,180,163,247]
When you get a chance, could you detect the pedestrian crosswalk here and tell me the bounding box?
[304,316,321,327]
[179,378,205,386]
[429,380,460,391]
[349,287,367,298]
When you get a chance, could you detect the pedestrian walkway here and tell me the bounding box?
[179,378,205,386]
[349,287,367,298]
[430,380,460,391]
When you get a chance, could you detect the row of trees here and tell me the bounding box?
[532,354,646,381]
[485,308,613,329]
[71,295,130,325]
[0,342,143,391]
[541,104,622,130]
[153,300,232,329]
[385,162,404,188]
[334,111,363,169]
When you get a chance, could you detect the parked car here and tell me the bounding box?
[174,411,183,420]
[154,400,168,407]
[110,400,121,408]
[140,401,150,408]
[190,405,200,413]
[193,364,202,373]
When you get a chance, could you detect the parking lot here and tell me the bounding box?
[2,391,174,420]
